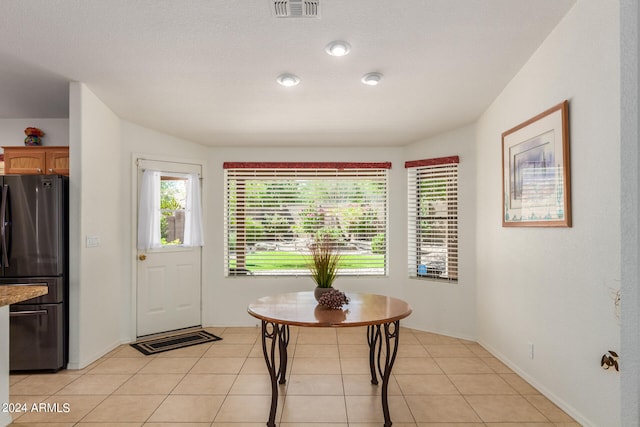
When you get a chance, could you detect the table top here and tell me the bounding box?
[247,291,412,327]
[0,285,48,307]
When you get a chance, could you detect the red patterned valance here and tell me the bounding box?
[404,156,459,168]
[224,162,392,169]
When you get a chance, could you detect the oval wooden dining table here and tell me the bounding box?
[248,291,412,427]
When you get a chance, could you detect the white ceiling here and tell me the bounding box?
[0,0,575,147]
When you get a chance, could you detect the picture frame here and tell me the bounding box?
[502,100,571,227]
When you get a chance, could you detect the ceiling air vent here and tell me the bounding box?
[272,0,320,18]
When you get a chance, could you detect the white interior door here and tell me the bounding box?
[136,159,203,337]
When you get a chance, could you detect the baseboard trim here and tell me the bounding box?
[477,338,592,427]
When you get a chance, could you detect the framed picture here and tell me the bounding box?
[502,100,571,227]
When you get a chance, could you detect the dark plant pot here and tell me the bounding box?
[314,286,333,302]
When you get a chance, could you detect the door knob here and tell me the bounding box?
[138,254,147,261]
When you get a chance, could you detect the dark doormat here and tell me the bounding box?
[130,329,222,355]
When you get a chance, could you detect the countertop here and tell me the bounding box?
[0,285,48,307]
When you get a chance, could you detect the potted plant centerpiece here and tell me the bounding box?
[307,233,341,302]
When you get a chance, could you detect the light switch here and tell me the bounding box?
[86,236,101,248]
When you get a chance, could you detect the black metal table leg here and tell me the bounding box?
[366,321,401,427]
[260,321,289,427]
[367,324,381,384]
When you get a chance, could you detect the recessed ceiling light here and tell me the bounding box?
[277,73,300,87]
[361,72,383,86]
[325,41,351,57]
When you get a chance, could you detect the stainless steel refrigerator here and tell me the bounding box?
[0,175,68,371]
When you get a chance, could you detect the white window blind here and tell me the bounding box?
[406,156,459,282]
[224,162,390,277]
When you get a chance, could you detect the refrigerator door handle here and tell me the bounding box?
[10,309,48,317]
[1,184,8,268]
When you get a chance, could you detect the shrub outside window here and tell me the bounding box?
[160,175,187,245]
[224,162,390,277]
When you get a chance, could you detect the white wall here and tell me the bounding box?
[0,118,69,147]
[204,146,405,327]
[402,124,477,339]
[475,1,620,425]
[119,121,209,341]
[68,83,125,368]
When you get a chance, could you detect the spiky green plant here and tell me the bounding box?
[307,234,341,288]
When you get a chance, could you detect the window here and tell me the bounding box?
[406,156,459,281]
[160,175,188,245]
[137,168,204,250]
[224,162,390,276]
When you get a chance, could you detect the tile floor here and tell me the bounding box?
[7,326,581,426]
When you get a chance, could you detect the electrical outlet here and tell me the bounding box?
[528,342,535,359]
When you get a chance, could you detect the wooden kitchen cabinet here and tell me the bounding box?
[44,147,70,175]
[2,146,69,175]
